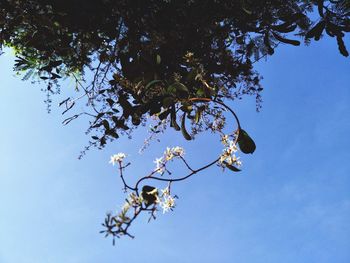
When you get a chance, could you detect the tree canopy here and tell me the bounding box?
[1,0,349,146]
[1,0,349,242]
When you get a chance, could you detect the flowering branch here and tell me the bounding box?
[101,101,256,244]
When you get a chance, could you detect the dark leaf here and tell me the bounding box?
[162,96,174,108]
[181,113,192,140]
[170,106,180,131]
[336,35,349,57]
[224,162,241,172]
[238,129,256,154]
[271,22,297,33]
[169,82,189,98]
[317,0,324,17]
[49,60,63,68]
[50,73,61,79]
[272,32,300,46]
[264,32,274,55]
[145,80,162,90]
[305,21,326,40]
[131,114,141,126]
[149,101,162,115]
[106,98,114,107]
[106,130,119,139]
[100,136,107,147]
[102,120,110,130]
[158,109,171,120]
[141,185,158,206]
[194,110,201,124]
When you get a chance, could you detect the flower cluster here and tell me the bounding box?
[154,146,185,174]
[219,134,242,168]
[101,98,256,243]
[157,187,176,214]
[109,152,126,165]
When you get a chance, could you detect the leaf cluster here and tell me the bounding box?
[0,0,349,148]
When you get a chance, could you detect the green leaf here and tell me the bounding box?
[156,54,161,65]
[168,82,189,98]
[145,79,162,90]
[194,107,203,123]
[196,88,205,97]
[180,102,193,113]
[174,82,189,93]
[181,113,192,140]
[237,129,256,154]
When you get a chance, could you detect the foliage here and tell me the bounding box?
[1,0,349,242]
[1,0,349,149]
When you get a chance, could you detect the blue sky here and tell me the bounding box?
[0,36,349,263]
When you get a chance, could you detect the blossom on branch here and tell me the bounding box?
[219,134,242,168]
[153,146,185,174]
[154,157,166,174]
[172,146,185,157]
[157,187,176,214]
[109,153,126,165]
[102,102,256,242]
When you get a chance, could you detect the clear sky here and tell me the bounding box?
[0,36,349,263]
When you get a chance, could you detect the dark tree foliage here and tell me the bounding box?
[1,0,349,241]
[1,0,349,152]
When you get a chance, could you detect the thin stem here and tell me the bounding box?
[188,97,241,129]
[118,162,136,191]
[134,157,219,190]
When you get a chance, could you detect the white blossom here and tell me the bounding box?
[172,146,185,157]
[153,146,185,174]
[109,153,126,165]
[218,139,242,168]
[163,146,185,161]
[160,195,176,213]
[228,141,238,153]
[154,157,165,174]
[164,147,174,161]
[156,187,176,213]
